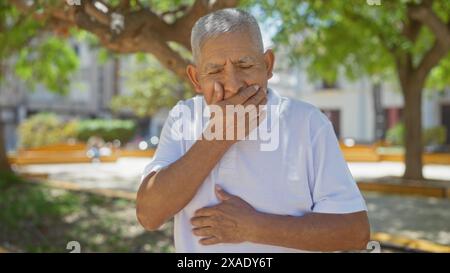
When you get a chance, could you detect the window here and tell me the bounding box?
[320,109,341,138]
[321,79,338,89]
[441,104,450,145]
[383,107,403,138]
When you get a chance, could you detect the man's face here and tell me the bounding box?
[187,31,275,105]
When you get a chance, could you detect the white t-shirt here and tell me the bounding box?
[142,89,367,253]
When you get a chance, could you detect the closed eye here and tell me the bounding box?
[208,70,222,75]
[239,64,253,69]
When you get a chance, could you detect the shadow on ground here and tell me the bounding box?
[0,175,174,253]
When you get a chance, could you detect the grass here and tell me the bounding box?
[376,146,405,155]
[0,172,174,253]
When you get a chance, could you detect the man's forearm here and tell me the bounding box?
[137,139,232,230]
[248,211,370,251]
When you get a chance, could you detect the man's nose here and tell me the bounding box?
[223,67,245,96]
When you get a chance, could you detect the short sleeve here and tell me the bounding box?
[310,122,367,214]
[141,103,184,182]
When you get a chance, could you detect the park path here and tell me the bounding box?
[17,158,450,246]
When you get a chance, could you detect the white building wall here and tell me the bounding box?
[269,64,448,142]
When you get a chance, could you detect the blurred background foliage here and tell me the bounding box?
[386,122,447,147]
[110,54,192,117]
[18,113,136,148]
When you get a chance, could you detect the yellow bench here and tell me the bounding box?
[340,144,380,162]
[340,142,450,164]
[8,143,118,165]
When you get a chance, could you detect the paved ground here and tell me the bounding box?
[18,158,148,192]
[347,162,450,181]
[17,159,450,246]
[18,159,450,191]
[364,192,449,245]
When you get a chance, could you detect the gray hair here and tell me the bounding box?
[190,8,264,63]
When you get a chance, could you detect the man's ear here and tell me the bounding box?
[263,49,275,79]
[186,64,202,93]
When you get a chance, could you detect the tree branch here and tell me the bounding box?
[160,5,189,18]
[414,40,449,85]
[402,18,422,43]
[73,3,191,80]
[73,6,117,48]
[8,0,33,13]
[408,3,450,49]
[84,0,111,26]
[342,8,397,55]
[9,0,239,83]
[171,0,239,50]
[406,1,450,85]
[140,35,191,81]
[116,0,131,12]
[395,51,414,94]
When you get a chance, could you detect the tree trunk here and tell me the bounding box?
[402,82,423,180]
[0,117,12,173]
[113,57,120,97]
[372,82,384,142]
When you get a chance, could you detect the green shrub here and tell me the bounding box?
[18,113,137,148]
[423,126,447,146]
[76,119,136,143]
[18,113,78,149]
[386,123,406,146]
[385,122,447,147]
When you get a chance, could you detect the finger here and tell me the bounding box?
[257,105,267,126]
[244,96,266,133]
[213,81,224,104]
[194,206,217,217]
[228,85,259,105]
[243,89,266,110]
[199,236,220,246]
[257,97,268,113]
[190,216,216,228]
[247,112,259,137]
[215,185,234,201]
[253,95,267,121]
[192,227,214,237]
[246,100,267,139]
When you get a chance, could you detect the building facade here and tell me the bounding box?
[0,41,151,151]
[269,64,450,145]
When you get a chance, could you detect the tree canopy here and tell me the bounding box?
[6,0,238,82]
[256,0,450,179]
[2,0,450,179]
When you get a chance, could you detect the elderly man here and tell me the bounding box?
[136,8,370,252]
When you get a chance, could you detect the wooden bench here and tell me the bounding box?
[340,143,380,162]
[378,152,450,164]
[8,143,118,165]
